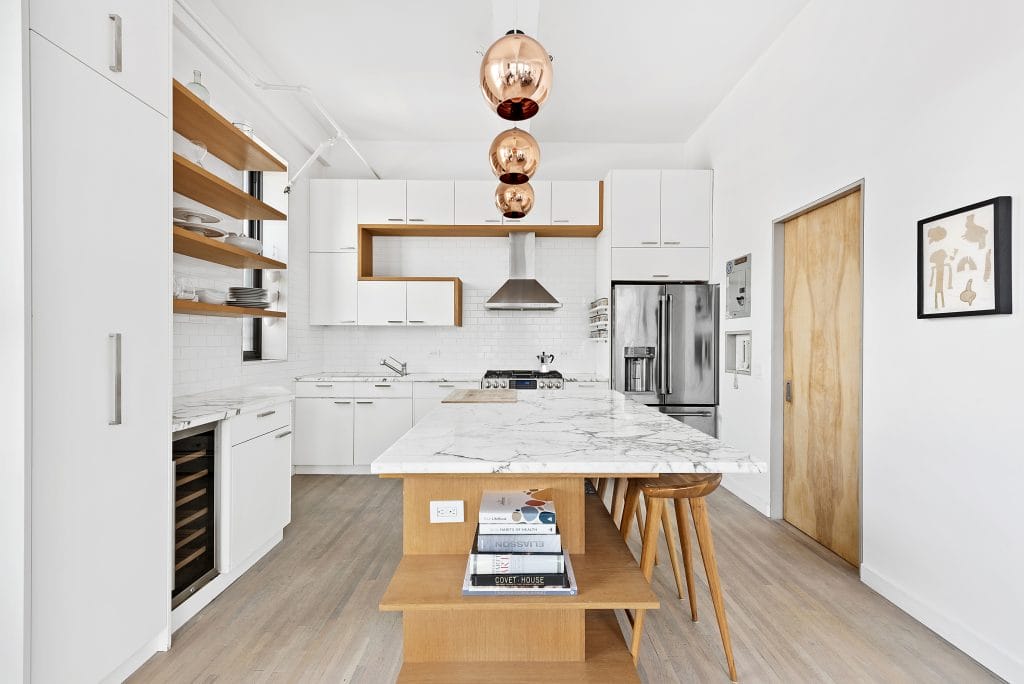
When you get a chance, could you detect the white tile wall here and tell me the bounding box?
[321,236,600,373]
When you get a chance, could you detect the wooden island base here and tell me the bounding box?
[379,474,659,682]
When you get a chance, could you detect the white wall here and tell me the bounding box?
[0,1,28,680]
[682,1,1023,679]
[172,25,324,396]
[322,237,600,373]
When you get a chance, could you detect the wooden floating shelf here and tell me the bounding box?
[172,80,286,172]
[395,610,639,683]
[173,154,287,221]
[173,300,286,319]
[361,223,601,239]
[173,226,287,270]
[379,495,658,612]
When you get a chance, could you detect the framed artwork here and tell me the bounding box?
[917,196,1012,318]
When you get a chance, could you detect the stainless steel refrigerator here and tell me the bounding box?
[611,283,719,436]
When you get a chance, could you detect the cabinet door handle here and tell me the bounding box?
[333,400,351,405]
[641,241,659,245]
[387,320,404,324]
[505,219,521,223]
[387,218,404,222]
[108,14,123,73]
[484,219,500,223]
[553,219,570,223]
[437,384,455,388]
[408,218,425,222]
[275,430,292,439]
[337,320,355,324]
[652,274,670,278]
[356,400,374,404]
[408,320,425,323]
[663,241,681,245]
[108,332,122,425]
[257,410,277,418]
[374,384,392,388]
[341,245,356,250]
[315,383,333,388]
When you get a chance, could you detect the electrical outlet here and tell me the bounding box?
[429,500,464,523]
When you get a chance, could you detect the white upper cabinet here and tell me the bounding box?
[310,179,358,251]
[610,170,661,247]
[357,180,407,224]
[30,0,170,116]
[551,180,600,225]
[309,252,358,325]
[455,181,503,225]
[406,281,455,326]
[356,280,407,325]
[407,180,454,225]
[660,170,712,248]
[612,247,710,282]
[503,180,551,226]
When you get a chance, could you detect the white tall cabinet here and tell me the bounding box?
[29,16,171,684]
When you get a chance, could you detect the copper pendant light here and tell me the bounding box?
[495,181,535,219]
[488,127,540,185]
[479,30,553,121]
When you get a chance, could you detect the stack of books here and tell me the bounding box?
[462,489,577,596]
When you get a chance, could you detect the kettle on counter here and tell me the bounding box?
[537,351,555,373]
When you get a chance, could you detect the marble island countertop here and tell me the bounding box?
[173,384,294,433]
[371,389,764,475]
[296,372,610,383]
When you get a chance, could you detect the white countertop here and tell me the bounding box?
[173,384,294,433]
[295,372,609,383]
[371,389,763,475]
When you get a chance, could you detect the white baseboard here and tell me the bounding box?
[720,475,771,517]
[171,532,283,633]
[100,630,167,684]
[860,564,1021,682]
[293,465,372,475]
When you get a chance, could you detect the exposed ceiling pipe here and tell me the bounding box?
[173,0,380,188]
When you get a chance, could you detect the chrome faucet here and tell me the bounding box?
[380,355,408,377]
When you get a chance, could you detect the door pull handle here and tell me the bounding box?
[108,333,123,425]
[108,14,123,73]
[257,410,277,418]
[275,430,292,439]
[785,381,793,403]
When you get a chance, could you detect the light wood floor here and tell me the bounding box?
[130,475,999,683]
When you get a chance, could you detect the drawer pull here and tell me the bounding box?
[641,241,659,245]
[356,400,374,404]
[652,274,670,278]
[275,430,292,439]
[408,320,425,324]
[663,241,681,245]
[484,219,500,223]
[337,320,355,323]
[257,410,276,418]
[438,384,455,388]
[374,384,392,388]
[387,218,404,222]
[553,219,570,223]
[341,246,356,250]
[315,384,333,388]
[408,218,425,222]
[387,320,404,324]
[333,400,352,405]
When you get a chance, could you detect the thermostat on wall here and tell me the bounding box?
[725,254,751,319]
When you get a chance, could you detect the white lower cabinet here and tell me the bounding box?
[293,398,355,466]
[406,281,455,326]
[353,397,413,465]
[226,423,292,572]
[611,247,710,281]
[357,280,407,325]
[412,381,479,423]
[309,252,358,325]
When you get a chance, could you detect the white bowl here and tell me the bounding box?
[197,289,227,305]
[225,235,262,254]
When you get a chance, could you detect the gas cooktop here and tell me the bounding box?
[481,370,563,389]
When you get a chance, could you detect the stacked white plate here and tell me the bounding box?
[227,287,270,309]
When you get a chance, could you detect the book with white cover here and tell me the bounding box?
[462,553,577,596]
[469,551,565,574]
[475,525,562,552]
[477,522,556,535]
[478,489,557,525]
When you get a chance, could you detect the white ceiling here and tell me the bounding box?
[210,0,808,145]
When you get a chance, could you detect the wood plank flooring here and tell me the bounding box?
[129,475,999,683]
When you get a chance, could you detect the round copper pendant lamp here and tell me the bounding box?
[488,128,540,184]
[479,30,553,121]
[495,181,535,219]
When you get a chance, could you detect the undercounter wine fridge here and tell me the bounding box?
[611,283,719,436]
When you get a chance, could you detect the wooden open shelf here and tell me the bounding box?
[172,80,286,172]
[395,610,639,683]
[173,226,287,270]
[379,494,658,611]
[173,154,287,221]
[173,300,286,318]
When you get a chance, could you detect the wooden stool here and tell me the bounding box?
[621,473,738,681]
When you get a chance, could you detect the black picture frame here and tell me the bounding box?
[917,196,1012,319]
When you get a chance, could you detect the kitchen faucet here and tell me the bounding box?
[380,355,408,377]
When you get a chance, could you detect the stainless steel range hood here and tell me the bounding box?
[485,232,562,310]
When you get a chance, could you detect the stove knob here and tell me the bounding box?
[555,381,562,388]
[484,381,492,388]
[544,381,552,388]
[500,380,508,388]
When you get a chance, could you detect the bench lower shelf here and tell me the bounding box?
[396,610,639,683]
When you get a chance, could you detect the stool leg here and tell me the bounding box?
[630,495,664,664]
[620,481,641,545]
[611,477,627,527]
[635,493,659,565]
[690,496,738,682]
[661,502,685,601]
[674,498,699,622]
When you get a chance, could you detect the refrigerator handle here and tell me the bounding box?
[658,294,671,396]
[663,293,673,395]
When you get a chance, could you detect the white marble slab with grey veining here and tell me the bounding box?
[371,389,763,475]
[295,372,609,384]
[172,384,294,433]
